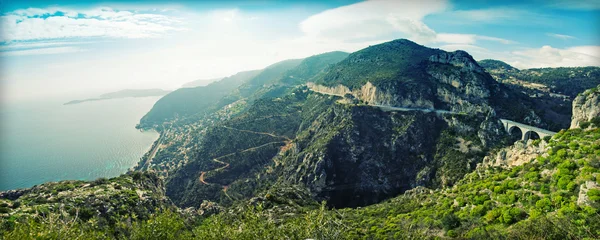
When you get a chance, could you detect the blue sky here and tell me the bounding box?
[0,0,599,102]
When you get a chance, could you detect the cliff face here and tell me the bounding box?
[571,85,600,128]
[310,43,543,126]
[274,104,505,208]
[307,81,434,108]
[479,140,548,169]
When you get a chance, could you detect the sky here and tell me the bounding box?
[0,0,599,102]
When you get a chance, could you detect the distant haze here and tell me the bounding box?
[0,0,598,103]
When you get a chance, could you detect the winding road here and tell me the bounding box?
[198,126,292,199]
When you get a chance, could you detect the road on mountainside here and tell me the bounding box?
[142,129,169,170]
[372,104,459,115]
[199,126,292,199]
[308,87,461,115]
[219,126,291,140]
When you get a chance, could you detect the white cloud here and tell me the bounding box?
[436,34,516,45]
[0,46,86,56]
[0,40,99,51]
[298,0,517,46]
[300,0,448,41]
[0,7,185,43]
[546,33,576,40]
[438,44,600,69]
[565,46,600,58]
[510,45,600,68]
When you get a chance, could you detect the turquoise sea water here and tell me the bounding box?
[0,97,160,191]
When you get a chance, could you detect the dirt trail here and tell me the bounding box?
[198,125,293,200]
[230,114,290,125]
[220,126,291,141]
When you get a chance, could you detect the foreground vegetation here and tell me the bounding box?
[2,127,598,239]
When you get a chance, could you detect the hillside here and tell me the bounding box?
[478,59,518,72]
[137,70,261,129]
[165,39,534,209]
[479,60,600,131]
[2,39,598,239]
[181,77,223,88]
[479,60,600,98]
[3,99,598,239]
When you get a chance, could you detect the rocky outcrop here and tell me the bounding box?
[307,81,433,109]
[306,82,350,96]
[307,81,435,109]
[429,50,484,73]
[578,181,599,206]
[571,85,600,128]
[479,140,548,168]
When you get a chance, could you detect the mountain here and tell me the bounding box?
[3,87,599,239]
[234,59,304,98]
[479,60,600,98]
[478,60,600,131]
[137,70,261,129]
[166,39,544,209]
[478,59,518,72]
[138,58,308,129]
[64,89,170,105]
[3,39,599,239]
[571,85,600,129]
[181,77,223,88]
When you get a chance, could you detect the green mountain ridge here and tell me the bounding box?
[2,39,600,239]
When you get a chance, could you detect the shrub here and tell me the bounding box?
[591,117,600,127]
[580,121,591,129]
[441,213,460,230]
[501,208,525,224]
[588,189,600,202]
[543,136,552,143]
[0,207,9,214]
[130,210,188,240]
[470,205,487,217]
[536,198,553,212]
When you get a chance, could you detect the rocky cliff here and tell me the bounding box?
[273,103,506,207]
[571,85,600,128]
[310,40,543,127]
[478,139,548,169]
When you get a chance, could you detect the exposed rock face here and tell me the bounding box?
[307,81,434,109]
[578,181,599,206]
[276,103,501,208]
[477,113,507,148]
[429,50,484,73]
[306,82,350,96]
[571,85,600,128]
[479,140,548,168]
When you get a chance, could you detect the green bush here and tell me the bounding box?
[130,210,189,240]
[579,122,591,129]
[543,136,552,143]
[591,117,600,127]
[588,189,600,202]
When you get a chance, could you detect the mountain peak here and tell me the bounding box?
[429,50,484,73]
[478,59,518,71]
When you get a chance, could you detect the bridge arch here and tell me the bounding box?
[508,126,523,142]
[500,119,556,142]
[524,131,540,140]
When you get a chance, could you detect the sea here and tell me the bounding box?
[0,97,160,191]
